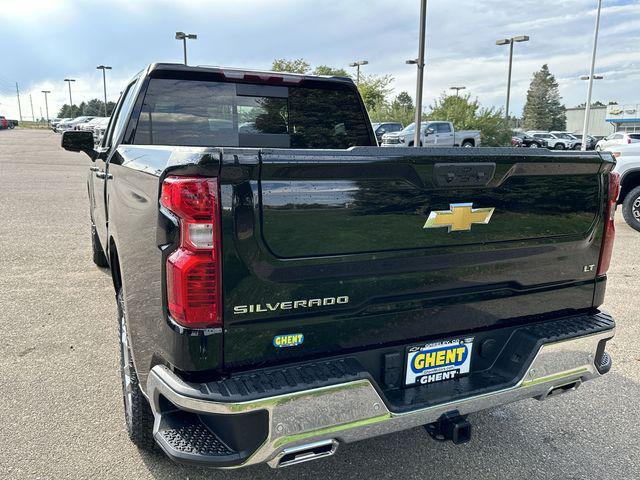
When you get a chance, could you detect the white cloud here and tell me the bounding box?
[1,0,639,120]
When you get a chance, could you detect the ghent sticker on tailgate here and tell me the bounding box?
[405,338,474,386]
[273,333,305,348]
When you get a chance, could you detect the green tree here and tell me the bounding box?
[522,64,566,130]
[312,65,349,77]
[368,91,415,126]
[270,58,396,119]
[271,58,310,74]
[392,91,414,111]
[57,104,82,118]
[357,74,393,111]
[57,99,116,118]
[426,93,511,147]
[83,99,106,116]
[106,101,116,116]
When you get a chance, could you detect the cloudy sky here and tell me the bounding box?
[1,0,638,121]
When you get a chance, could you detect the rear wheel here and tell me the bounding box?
[91,225,109,267]
[554,143,565,150]
[118,290,156,451]
[622,186,640,232]
[528,142,539,148]
[461,141,474,148]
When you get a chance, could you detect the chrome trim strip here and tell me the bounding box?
[147,328,613,469]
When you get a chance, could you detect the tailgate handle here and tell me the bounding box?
[433,163,495,187]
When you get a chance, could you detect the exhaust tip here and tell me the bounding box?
[273,439,338,468]
[536,379,582,401]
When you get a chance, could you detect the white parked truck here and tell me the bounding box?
[381,121,481,147]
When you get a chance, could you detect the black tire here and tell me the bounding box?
[91,224,109,267]
[554,143,565,150]
[622,186,640,232]
[461,141,474,148]
[529,142,539,148]
[118,290,156,450]
[573,144,582,150]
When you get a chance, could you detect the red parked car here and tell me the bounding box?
[0,116,8,129]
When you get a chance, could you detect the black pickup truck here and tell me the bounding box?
[62,63,618,469]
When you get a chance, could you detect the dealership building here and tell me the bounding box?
[566,103,640,138]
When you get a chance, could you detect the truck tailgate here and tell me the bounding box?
[220,147,610,370]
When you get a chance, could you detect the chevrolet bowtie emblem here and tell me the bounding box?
[423,203,495,232]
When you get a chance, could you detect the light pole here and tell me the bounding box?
[348,60,368,84]
[496,35,529,121]
[175,31,197,65]
[63,78,76,108]
[96,65,112,116]
[581,0,603,151]
[450,86,466,97]
[406,0,428,148]
[579,74,604,148]
[41,90,51,122]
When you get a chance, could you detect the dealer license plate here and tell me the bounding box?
[405,337,474,386]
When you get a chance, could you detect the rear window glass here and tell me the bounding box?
[629,134,640,140]
[133,78,373,148]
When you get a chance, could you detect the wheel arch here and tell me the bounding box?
[618,169,640,204]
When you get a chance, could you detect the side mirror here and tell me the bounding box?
[62,130,96,158]
[426,127,435,135]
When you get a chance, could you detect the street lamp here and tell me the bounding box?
[496,35,529,121]
[41,90,51,122]
[175,31,197,65]
[348,60,368,84]
[96,65,112,116]
[63,78,76,107]
[407,0,429,148]
[450,86,466,96]
[581,0,603,151]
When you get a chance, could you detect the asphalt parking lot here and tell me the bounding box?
[1,128,639,479]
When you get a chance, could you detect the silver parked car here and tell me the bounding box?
[526,131,579,150]
[56,116,95,133]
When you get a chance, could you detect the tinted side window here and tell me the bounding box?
[436,123,452,133]
[103,82,137,147]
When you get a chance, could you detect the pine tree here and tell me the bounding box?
[522,64,566,131]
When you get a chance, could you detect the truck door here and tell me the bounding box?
[434,122,455,146]
[92,81,139,246]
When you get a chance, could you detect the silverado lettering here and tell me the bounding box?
[64,63,617,470]
[233,296,350,314]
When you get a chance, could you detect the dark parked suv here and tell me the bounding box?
[372,122,403,143]
[513,132,547,148]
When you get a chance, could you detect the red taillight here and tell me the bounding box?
[627,138,632,144]
[161,176,222,329]
[597,172,620,276]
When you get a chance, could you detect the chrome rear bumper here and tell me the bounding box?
[147,326,613,468]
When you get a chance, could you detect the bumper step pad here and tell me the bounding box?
[160,422,232,456]
[155,410,241,466]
